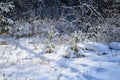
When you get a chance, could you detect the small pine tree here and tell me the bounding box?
[71,31,79,51]
[46,26,55,53]
[64,31,85,58]
[0,2,14,34]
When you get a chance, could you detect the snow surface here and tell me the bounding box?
[109,42,120,50]
[0,36,120,80]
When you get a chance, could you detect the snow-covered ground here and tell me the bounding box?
[0,36,120,80]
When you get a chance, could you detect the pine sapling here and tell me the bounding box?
[71,31,79,52]
[64,31,85,58]
[46,26,55,53]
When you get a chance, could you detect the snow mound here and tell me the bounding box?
[0,39,8,45]
[85,42,110,54]
[109,42,120,50]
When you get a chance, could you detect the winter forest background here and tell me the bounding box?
[0,0,120,43]
[0,0,120,80]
